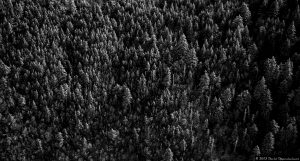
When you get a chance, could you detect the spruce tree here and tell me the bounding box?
[174,34,189,61]
[122,85,132,108]
[163,67,171,88]
[264,57,280,86]
[241,2,251,24]
[253,145,261,156]
[164,147,174,161]
[287,21,296,41]
[261,132,275,155]
[199,71,210,93]
[185,48,198,69]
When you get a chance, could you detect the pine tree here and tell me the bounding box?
[271,0,279,17]
[174,34,189,61]
[57,132,64,148]
[37,139,43,153]
[138,74,148,96]
[0,60,11,76]
[260,89,273,119]
[278,79,289,98]
[163,67,171,88]
[270,120,280,134]
[236,90,251,109]
[248,123,258,137]
[253,78,273,118]
[293,86,300,107]
[69,0,77,13]
[18,95,26,107]
[122,85,132,108]
[264,56,280,86]
[287,21,296,41]
[261,132,275,155]
[199,71,210,93]
[220,87,233,109]
[210,97,224,124]
[241,2,251,24]
[164,147,174,161]
[108,129,119,140]
[233,15,244,29]
[253,145,261,156]
[180,139,187,152]
[185,48,198,69]
[7,0,14,16]
[280,59,293,81]
[254,77,267,101]
[248,43,258,60]
[57,61,67,83]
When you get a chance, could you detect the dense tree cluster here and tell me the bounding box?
[0,0,300,160]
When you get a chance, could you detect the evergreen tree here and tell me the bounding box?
[174,34,189,61]
[271,0,280,17]
[180,139,187,152]
[248,43,258,60]
[236,90,251,109]
[163,67,172,88]
[69,0,77,13]
[108,129,119,141]
[254,77,267,101]
[122,85,132,108]
[220,87,233,109]
[0,60,11,76]
[199,71,210,93]
[293,86,300,107]
[241,2,251,24]
[287,21,296,41]
[261,132,275,155]
[138,74,148,97]
[185,48,198,69]
[254,77,272,118]
[270,120,280,134]
[57,132,64,148]
[261,89,273,119]
[280,59,293,81]
[264,56,280,86]
[0,0,299,160]
[164,147,174,161]
[253,145,261,156]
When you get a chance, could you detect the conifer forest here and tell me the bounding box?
[1,0,300,160]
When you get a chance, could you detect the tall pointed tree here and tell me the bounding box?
[174,34,189,61]
[261,132,275,155]
[199,71,210,93]
[122,85,132,108]
[254,77,267,101]
[254,77,272,119]
[264,56,280,86]
[163,67,171,88]
[164,147,174,161]
[252,145,261,157]
[241,2,251,24]
[287,21,296,41]
[185,48,198,69]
